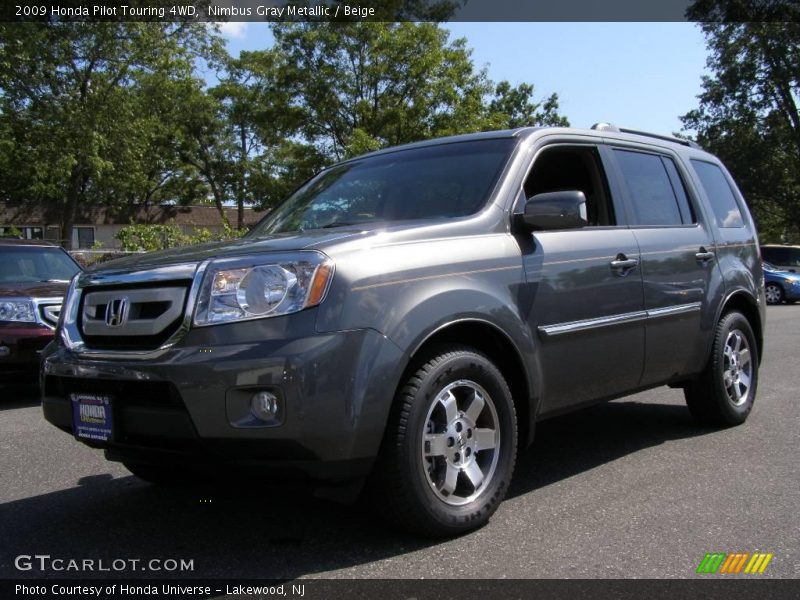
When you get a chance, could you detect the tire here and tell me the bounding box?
[374,345,517,537]
[684,311,759,427]
[123,462,196,485]
[764,283,784,305]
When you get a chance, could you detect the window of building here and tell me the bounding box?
[76,227,95,249]
[0,225,43,239]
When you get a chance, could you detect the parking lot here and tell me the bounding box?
[1,305,798,580]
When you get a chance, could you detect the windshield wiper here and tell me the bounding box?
[320,221,372,229]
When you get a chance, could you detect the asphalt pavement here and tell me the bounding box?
[1,305,798,579]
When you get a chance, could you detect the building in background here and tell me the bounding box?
[0,203,266,248]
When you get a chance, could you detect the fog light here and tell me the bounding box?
[251,391,279,421]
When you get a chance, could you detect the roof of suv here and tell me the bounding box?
[345,125,705,164]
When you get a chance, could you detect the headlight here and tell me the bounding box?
[0,299,36,323]
[193,252,334,326]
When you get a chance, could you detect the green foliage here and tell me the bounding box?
[116,222,245,252]
[0,20,568,245]
[488,81,569,129]
[1,225,22,238]
[0,21,224,248]
[271,23,568,161]
[681,14,800,243]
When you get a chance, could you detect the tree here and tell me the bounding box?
[0,22,223,248]
[681,5,800,241]
[488,81,569,129]
[271,22,568,162]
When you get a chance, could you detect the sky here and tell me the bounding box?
[215,22,710,136]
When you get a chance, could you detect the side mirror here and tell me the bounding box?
[522,190,588,230]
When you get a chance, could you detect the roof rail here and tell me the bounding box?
[590,123,701,149]
[590,122,620,132]
[617,127,702,149]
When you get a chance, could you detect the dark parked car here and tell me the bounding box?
[0,240,81,381]
[42,125,765,536]
[763,261,800,304]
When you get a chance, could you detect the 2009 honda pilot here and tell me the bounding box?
[42,125,765,536]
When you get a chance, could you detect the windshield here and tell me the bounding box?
[762,261,777,272]
[0,246,80,283]
[250,139,517,235]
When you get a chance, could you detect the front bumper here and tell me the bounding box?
[783,282,800,301]
[0,323,53,381]
[41,315,406,482]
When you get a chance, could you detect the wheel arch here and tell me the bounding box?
[717,290,764,363]
[404,318,537,448]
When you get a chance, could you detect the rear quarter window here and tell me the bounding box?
[691,160,744,228]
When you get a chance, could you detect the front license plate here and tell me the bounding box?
[70,393,114,442]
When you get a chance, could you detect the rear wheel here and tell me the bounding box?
[684,311,758,427]
[375,345,517,537]
[765,283,784,305]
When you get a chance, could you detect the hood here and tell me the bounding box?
[0,280,71,299]
[92,229,372,272]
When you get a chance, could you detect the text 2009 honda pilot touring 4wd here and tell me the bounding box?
[42,125,765,536]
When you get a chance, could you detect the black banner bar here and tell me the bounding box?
[4,579,800,600]
[2,0,800,23]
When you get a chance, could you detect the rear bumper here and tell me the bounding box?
[41,326,406,481]
[0,323,53,381]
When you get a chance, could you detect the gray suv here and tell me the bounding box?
[42,125,765,536]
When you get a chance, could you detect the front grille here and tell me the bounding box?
[78,282,190,350]
[38,303,61,328]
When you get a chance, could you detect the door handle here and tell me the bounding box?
[695,248,715,263]
[610,254,639,275]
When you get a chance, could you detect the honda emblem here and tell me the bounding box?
[105,297,130,327]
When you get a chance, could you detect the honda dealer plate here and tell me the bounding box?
[70,393,114,442]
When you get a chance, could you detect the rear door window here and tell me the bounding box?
[613,149,690,226]
[691,160,744,228]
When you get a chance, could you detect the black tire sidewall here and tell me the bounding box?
[710,312,759,423]
[400,350,517,532]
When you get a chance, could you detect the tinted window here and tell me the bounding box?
[762,247,800,267]
[691,160,744,228]
[0,247,80,283]
[761,247,789,264]
[615,150,686,226]
[524,146,614,226]
[662,158,696,224]
[251,139,516,235]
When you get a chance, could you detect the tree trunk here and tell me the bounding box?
[238,122,247,230]
[61,163,83,249]
[208,177,231,229]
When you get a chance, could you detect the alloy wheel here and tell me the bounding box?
[421,379,500,506]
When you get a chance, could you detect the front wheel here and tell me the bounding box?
[765,283,784,305]
[684,311,759,427]
[375,345,517,537]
